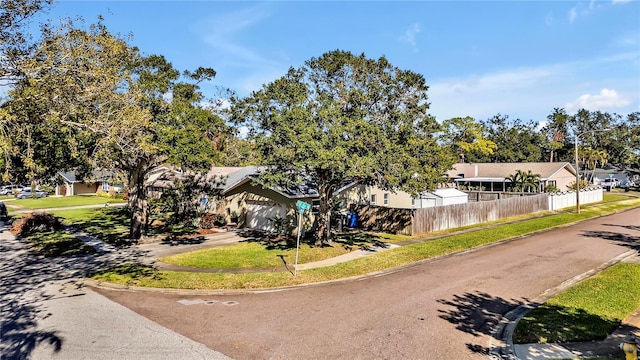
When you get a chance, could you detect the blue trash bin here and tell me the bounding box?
[349,212,358,228]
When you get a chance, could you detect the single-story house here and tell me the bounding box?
[214,166,319,232]
[55,170,123,196]
[447,162,577,192]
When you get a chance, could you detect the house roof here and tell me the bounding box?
[57,170,115,183]
[221,166,320,199]
[448,162,576,180]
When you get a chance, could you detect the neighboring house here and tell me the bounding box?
[55,170,122,196]
[447,162,577,192]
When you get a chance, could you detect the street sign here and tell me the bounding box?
[296,200,310,211]
[294,200,311,277]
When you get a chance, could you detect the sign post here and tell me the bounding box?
[294,200,310,277]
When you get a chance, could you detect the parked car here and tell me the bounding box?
[600,178,619,189]
[0,185,26,196]
[620,179,636,191]
[15,188,48,199]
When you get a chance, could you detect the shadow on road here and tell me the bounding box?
[437,291,526,355]
[0,225,145,359]
[580,229,640,248]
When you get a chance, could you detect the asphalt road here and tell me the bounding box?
[94,208,640,360]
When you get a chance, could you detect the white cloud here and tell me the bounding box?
[545,13,553,26]
[427,53,639,121]
[569,7,578,23]
[196,6,280,68]
[399,23,420,49]
[431,67,554,95]
[612,0,632,4]
[565,88,631,113]
[568,1,605,23]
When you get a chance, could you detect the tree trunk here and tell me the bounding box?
[314,183,334,247]
[127,164,148,240]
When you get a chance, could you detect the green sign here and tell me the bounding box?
[296,200,311,211]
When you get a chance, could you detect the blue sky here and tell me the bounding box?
[33,0,640,124]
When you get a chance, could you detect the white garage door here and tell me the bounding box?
[246,203,288,232]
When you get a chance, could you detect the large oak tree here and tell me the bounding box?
[232,50,454,245]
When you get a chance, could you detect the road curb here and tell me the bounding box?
[489,249,639,359]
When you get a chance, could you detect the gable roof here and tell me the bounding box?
[220,166,319,199]
[57,170,116,184]
[448,162,576,180]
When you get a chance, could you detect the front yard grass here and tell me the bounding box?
[91,196,640,290]
[160,241,352,269]
[8,195,125,210]
[52,206,131,246]
[513,263,640,344]
[24,229,96,257]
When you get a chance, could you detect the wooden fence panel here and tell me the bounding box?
[353,205,413,235]
[411,193,549,236]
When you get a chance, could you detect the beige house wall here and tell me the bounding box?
[550,168,576,191]
[55,182,100,196]
[335,184,414,209]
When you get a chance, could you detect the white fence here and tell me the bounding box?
[548,188,603,211]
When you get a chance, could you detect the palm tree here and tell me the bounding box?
[506,171,523,192]
[592,149,609,182]
[520,170,541,192]
[507,170,541,192]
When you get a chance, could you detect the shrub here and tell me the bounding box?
[11,212,64,237]
[200,213,226,229]
[213,213,227,227]
[96,190,112,198]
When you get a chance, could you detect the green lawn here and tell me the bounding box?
[7,195,125,210]
[160,241,353,269]
[514,263,640,344]
[24,230,96,257]
[91,196,640,290]
[52,206,132,246]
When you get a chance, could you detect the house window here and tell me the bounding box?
[411,198,416,207]
[383,193,389,206]
[370,194,377,205]
[102,183,109,191]
[311,199,320,214]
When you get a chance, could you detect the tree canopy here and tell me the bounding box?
[2,19,229,239]
[232,50,454,244]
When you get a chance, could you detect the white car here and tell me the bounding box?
[0,185,26,196]
[600,178,619,188]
